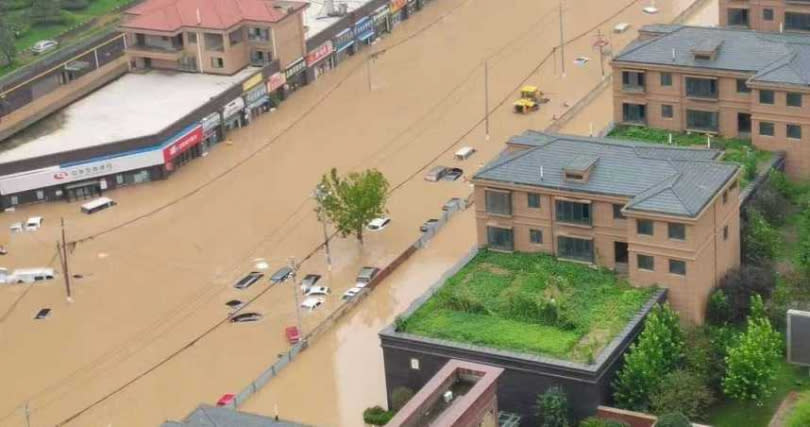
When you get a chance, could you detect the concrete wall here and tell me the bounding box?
[720,0,810,32]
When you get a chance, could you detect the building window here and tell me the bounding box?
[613,204,626,219]
[788,124,802,140]
[622,103,646,124]
[116,174,124,185]
[763,8,774,21]
[669,259,687,276]
[211,57,224,68]
[487,227,514,251]
[660,72,672,86]
[555,200,592,225]
[485,190,512,216]
[530,229,543,244]
[248,27,270,41]
[661,104,673,119]
[723,190,728,204]
[558,236,594,263]
[9,196,18,206]
[668,223,686,240]
[736,79,751,93]
[637,254,655,271]
[187,32,197,44]
[760,121,775,136]
[229,29,243,45]
[637,219,654,236]
[787,92,803,107]
[728,8,750,26]
[686,110,719,132]
[723,225,729,241]
[622,71,645,91]
[527,193,541,208]
[759,90,774,104]
[685,77,718,98]
[785,12,810,31]
[36,190,44,200]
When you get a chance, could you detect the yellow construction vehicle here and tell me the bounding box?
[519,85,542,102]
[513,98,539,114]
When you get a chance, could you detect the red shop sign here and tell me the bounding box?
[306,40,334,66]
[162,125,203,163]
[267,72,286,92]
[390,0,407,12]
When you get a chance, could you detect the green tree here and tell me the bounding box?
[362,406,393,426]
[0,14,15,66]
[742,209,781,265]
[655,412,691,427]
[29,0,63,25]
[722,295,783,403]
[613,304,684,411]
[316,168,389,243]
[536,386,570,427]
[650,369,715,421]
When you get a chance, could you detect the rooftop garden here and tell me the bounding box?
[398,250,656,363]
[608,125,773,189]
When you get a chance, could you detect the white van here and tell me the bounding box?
[614,22,630,33]
[81,197,116,214]
[454,147,476,161]
[9,268,55,284]
[25,217,43,231]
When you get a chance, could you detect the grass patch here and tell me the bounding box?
[707,361,810,427]
[787,391,810,427]
[401,250,655,362]
[608,125,771,188]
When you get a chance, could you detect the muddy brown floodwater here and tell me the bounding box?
[0,0,714,426]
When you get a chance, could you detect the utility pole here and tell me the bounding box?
[484,60,490,140]
[367,49,373,91]
[595,29,607,77]
[24,402,30,427]
[59,217,72,301]
[289,257,302,336]
[559,0,566,77]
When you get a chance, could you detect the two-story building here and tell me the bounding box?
[720,0,810,32]
[121,0,308,75]
[472,131,741,324]
[613,25,810,178]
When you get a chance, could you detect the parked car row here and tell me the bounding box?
[9,216,43,232]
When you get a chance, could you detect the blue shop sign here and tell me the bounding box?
[334,28,355,53]
[355,16,375,42]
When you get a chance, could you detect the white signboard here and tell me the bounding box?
[0,149,164,195]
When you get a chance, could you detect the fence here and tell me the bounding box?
[230,195,473,409]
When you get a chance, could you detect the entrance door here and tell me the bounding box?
[738,113,752,135]
[614,241,629,273]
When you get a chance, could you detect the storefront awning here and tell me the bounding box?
[357,30,375,42]
[64,180,100,190]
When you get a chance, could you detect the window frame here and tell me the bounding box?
[763,8,774,21]
[787,92,803,107]
[557,236,594,263]
[759,89,775,105]
[555,200,593,226]
[527,192,541,209]
[669,259,687,276]
[486,226,514,252]
[484,190,512,216]
[637,219,654,236]
[529,229,543,245]
[661,104,674,119]
[613,204,626,220]
[686,109,719,132]
[660,72,672,87]
[685,77,718,99]
[668,223,686,240]
[759,121,775,136]
[637,254,655,271]
[736,79,751,94]
[788,124,802,140]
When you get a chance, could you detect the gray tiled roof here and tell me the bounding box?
[614,25,810,86]
[473,132,738,218]
[161,405,308,427]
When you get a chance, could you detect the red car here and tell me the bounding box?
[285,326,300,344]
[216,393,235,407]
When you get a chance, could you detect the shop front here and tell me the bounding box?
[284,58,308,94]
[306,40,335,82]
[266,72,286,106]
[355,16,375,47]
[333,28,356,65]
[372,5,391,36]
[390,0,406,28]
[243,79,270,122]
[222,97,246,131]
[405,0,417,17]
[201,112,222,151]
[163,125,204,172]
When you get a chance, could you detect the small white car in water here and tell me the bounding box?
[366,217,391,231]
[300,297,324,311]
[305,286,331,296]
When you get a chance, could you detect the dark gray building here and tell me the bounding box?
[162,404,308,427]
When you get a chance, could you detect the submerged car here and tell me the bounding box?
[300,297,324,311]
[366,217,391,231]
[355,267,380,288]
[420,219,440,233]
[442,168,463,181]
[343,287,362,300]
[300,274,322,292]
[230,312,262,323]
[305,286,330,296]
[269,266,293,284]
[234,272,263,289]
[31,40,58,54]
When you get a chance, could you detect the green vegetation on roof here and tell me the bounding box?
[400,250,656,362]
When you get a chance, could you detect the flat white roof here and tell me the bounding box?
[304,0,371,40]
[0,67,259,164]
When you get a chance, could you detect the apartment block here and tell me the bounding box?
[120,0,308,75]
[613,25,810,178]
[471,132,741,324]
[720,0,810,32]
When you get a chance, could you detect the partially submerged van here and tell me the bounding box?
[81,197,116,214]
[454,146,476,161]
[8,268,55,284]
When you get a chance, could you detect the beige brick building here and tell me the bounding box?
[120,0,308,75]
[613,25,810,178]
[471,132,741,324]
[720,0,810,32]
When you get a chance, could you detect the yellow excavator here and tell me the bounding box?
[513,85,548,114]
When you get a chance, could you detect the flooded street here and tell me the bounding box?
[0,0,714,426]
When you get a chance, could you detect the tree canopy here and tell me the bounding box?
[316,168,389,243]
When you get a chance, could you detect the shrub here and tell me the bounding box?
[390,386,414,412]
[650,369,715,421]
[769,171,800,202]
[60,0,87,10]
[536,386,570,427]
[742,209,781,266]
[613,304,684,411]
[748,184,789,226]
[722,296,783,403]
[655,412,691,427]
[578,418,628,427]
[715,265,776,324]
[706,290,731,326]
[787,393,810,427]
[362,406,393,426]
[685,325,735,393]
[744,147,758,182]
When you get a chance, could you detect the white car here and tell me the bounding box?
[9,222,23,233]
[305,286,331,296]
[25,217,43,231]
[342,287,362,300]
[366,217,391,231]
[300,297,324,311]
[31,40,58,54]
